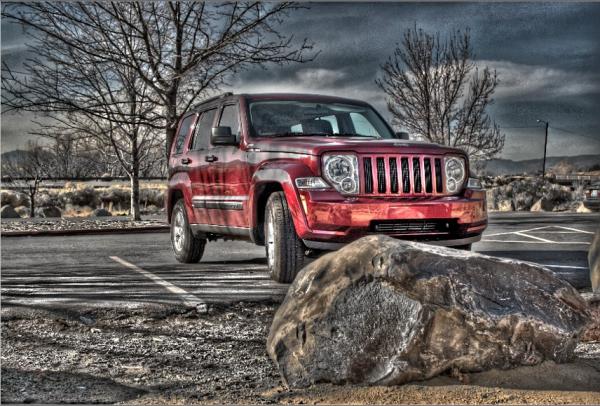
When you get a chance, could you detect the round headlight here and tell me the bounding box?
[445,157,466,193]
[340,177,356,193]
[325,156,353,182]
[322,154,360,194]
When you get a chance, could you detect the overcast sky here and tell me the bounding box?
[2,2,600,161]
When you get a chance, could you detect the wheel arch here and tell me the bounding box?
[251,182,284,245]
[249,165,313,245]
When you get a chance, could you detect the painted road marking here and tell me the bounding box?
[553,226,595,235]
[481,239,590,244]
[110,256,207,311]
[514,231,554,243]
[482,225,593,245]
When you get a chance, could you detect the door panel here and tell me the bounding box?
[186,108,218,225]
[203,104,252,228]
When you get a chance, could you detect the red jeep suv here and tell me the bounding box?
[167,93,487,282]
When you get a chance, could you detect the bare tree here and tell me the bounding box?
[1,141,53,218]
[376,27,504,163]
[2,2,315,156]
[3,4,171,219]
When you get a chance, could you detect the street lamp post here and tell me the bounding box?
[537,119,549,177]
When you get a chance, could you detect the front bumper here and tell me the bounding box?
[295,189,487,245]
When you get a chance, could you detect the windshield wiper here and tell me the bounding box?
[332,133,382,139]
[261,132,381,139]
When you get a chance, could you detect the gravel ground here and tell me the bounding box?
[0,217,168,234]
[2,302,599,404]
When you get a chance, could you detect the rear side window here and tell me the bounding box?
[191,109,217,151]
[218,105,240,139]
[173,115,196,155]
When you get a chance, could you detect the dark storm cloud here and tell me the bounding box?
[2,2,600,158]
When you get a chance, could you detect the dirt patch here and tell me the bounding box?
[1,303,599,404]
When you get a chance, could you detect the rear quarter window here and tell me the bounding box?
[190,109,217,151]
[173,115,196,155]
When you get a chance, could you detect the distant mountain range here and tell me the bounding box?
[482,155,600,176]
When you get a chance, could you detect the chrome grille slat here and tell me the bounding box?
[424,158,433,193]
[361,154,445,196]
[401,157,410,193]
[389,158,399,193]
[434,158,443,193]
[364,157,373,193]
[412,157,422,193]
[376,157,386,193]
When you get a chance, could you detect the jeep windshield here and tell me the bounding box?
[248,100,395,139]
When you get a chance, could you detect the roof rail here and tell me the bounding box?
[190,92,233,110]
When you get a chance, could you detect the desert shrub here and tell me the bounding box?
[140,188,165,207]
[14,205,29,217]
[63,204,94,217]
[487,177,578,212]
[1,190,30,207]
[37,190,63,208]
[513,192,535,211]
[1,190,17,207]
[99,187,130,206]
[63,187,100,207]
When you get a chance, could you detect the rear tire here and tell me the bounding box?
[171,199,206,263]
[265,192,305,283]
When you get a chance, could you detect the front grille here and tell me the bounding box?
[371,219,454,234]
[361,154,445,196]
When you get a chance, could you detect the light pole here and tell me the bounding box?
[537,119,549,177]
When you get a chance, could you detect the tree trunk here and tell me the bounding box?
[165,89,178,160]
[130,137,141,221]
[130,173,141,221]
[165,126,176,159]
[29,192,35,218]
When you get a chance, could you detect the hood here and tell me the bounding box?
[250,136,465,157]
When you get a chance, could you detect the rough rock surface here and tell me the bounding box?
[531,197,553,212]
[92,208,112,217]
[35,206,62,218]
[589,228,600,292]
[1,205,21,219]
[267,235,589,388]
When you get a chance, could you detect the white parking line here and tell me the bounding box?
[554,226,595,235]
[514,231,553,243]
[482,224,594,245]
[481,239,590,245]
[110,256,207,311]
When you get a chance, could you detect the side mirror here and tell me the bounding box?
[211,126,237,146]
[395,131,410,140]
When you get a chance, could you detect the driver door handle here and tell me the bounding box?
[181,157,191,165]
[205,155,218,163]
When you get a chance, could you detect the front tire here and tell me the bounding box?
[171,199,206,263]
[265,192,305,283]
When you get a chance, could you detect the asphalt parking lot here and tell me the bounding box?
[1,212,598,313]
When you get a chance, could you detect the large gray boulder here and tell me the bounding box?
[590,228,600,292]
[35,205,61,218]
[267,235,589,388]
[1,204,21,219]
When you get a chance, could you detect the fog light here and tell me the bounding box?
[295,177,331,190]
